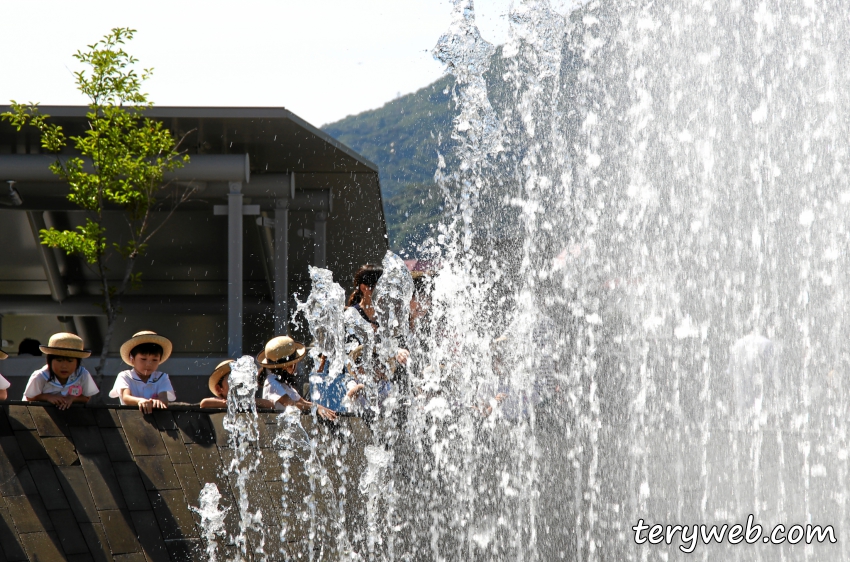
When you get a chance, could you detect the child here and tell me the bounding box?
[258,336,337,421]
[23,333,99,409]
[200,359,274,409]
[110,331,176,414]
[0,349,10,400]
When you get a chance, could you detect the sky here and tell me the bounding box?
[0,0,517,127]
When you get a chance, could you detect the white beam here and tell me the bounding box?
[228,181,243,357]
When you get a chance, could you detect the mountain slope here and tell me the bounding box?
[323,45,515,254]
[324,75,454,198]
[323,76,457,253]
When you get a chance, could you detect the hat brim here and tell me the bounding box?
[120,334,173,366]
[257,345,306,369]
[208,363,232,397]
[38,346,91,359]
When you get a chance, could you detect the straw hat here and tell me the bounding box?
[257,336,306,369]
[119,331,173,366]
[208,359,234,397]
[39,333,91,359]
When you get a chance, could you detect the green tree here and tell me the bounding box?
[2,28,193,387]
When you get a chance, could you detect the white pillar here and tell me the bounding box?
[275,198,290,335]
[228,181,243,356]
[314,211,327,268]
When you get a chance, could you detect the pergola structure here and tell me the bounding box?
[0,106,387,377]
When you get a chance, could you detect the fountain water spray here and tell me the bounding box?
[193,483,229,562]
[197,1,850,560]
[275,406,354,560]
[298,266,347,380]
[421,0,850,559]
[223,355,266,561]
[373,250,415,405]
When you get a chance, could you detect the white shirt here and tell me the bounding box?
[263,375,301,411]
[23,366,99,399]
[0,374,9,391]
[110,370,176,404]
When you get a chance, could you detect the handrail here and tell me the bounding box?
[0,399,358,416]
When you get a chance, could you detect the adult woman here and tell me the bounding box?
[347,264,383,326]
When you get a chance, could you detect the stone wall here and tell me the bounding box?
[0,403,370,561]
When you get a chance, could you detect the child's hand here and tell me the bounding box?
[395,348,410,365]
[46,394,74,410]
[316,404,337,421]
[137,398,168,414]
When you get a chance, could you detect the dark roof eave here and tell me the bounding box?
[0,105,379,173]
[284,110,379,173]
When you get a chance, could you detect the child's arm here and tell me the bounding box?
[275,395,337,421]
[345,384,365,399]
[256,398,274,409]
[200,397,227,408]
[0,389,7,400]
[201,396,273,409]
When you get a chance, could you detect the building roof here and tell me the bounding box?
[0,106,388,358]
[0,105,378,173]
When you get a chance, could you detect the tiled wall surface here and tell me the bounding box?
[0,404,370,561]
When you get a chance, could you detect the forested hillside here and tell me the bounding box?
[323,76,456,253]
[323,45,518,254]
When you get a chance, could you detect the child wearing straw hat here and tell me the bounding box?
[23,333,99,409]
[258,336,337,421]
[0,349,10,400]
[110,331,176,414]
[199,359,274,409]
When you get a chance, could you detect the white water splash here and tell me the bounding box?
[193,483,228,562]
[297,266,347,379]
[191,1,850,560]
[223,355,265,561]
[373,251,414,376]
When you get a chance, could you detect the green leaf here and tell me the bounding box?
[16,28,190,296]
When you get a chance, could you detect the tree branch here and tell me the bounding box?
[140,185,198,247]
